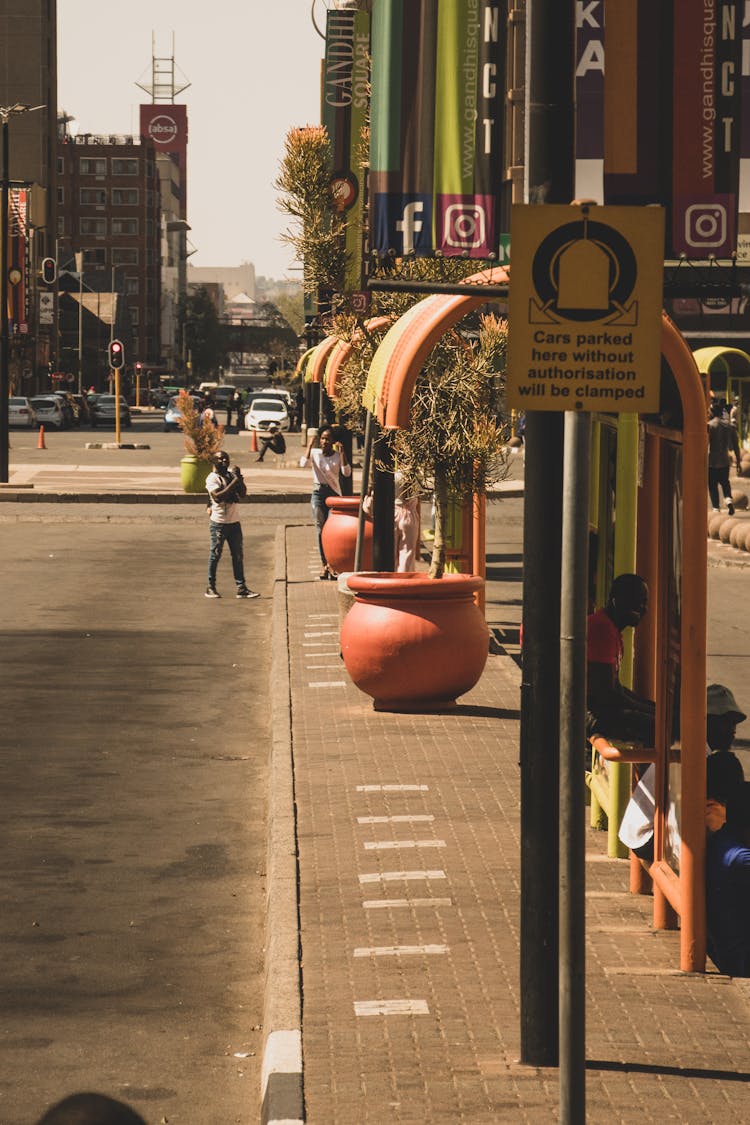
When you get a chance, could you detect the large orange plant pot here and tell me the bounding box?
[321,496,373,573]
[341,572,489,712]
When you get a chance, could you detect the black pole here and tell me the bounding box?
[0,116,9,483]
[371,426,394,571]
[559,412,590,1123]
[519,0,575,1067]
[354,410,374,572]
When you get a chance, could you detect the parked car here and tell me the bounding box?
[260,386,292,406]
[90,395,132,428]
[8,396,38,428]
[163,394,203,432]
[213,386,237,408]
[243,395,291,434]
[29,396,66,429]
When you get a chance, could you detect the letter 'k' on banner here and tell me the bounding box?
[369,0,506,259]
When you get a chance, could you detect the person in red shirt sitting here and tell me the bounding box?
[586,573,656,745]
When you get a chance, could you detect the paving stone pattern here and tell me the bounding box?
[286,525,750,1123]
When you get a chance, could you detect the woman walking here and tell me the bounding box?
[300,425,351,579]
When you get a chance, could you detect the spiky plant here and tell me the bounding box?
[275,126,347,296]
[177,390,225,461]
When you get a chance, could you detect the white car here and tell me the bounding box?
[29,396,67,429]
[8,396,38,428]
[244,395,290,433]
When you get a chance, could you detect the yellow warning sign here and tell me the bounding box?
[507,204,665,412]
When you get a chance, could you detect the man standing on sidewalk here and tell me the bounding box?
[205,451,259,599]
[709,398,742,515]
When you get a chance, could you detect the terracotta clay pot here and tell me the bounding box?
[321,496,373,573]
[341,571,489,712]
[731,490,749,510]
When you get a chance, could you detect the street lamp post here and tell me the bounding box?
[0,102,44,483]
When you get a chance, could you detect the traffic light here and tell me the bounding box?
[135,362,143,373]
[41,257,56,285]
[108,339,125,369]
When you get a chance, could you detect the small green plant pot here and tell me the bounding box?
[180,455,212,494]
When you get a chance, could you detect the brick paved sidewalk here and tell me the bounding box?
[284,524,750,1124]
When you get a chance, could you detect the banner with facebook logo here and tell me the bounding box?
[369,0,506,259]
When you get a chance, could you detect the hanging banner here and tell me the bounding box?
[7,189,29,334]
[369,0,507,259]
[577,1,750,261]
[322,4,371,292]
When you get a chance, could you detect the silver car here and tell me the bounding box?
[91,395,132,428]
[8,396,38,428]
[29,396,67,429]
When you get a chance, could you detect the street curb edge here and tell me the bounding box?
[260,523,304,1124]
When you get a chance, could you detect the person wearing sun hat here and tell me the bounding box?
[618,684,747,862]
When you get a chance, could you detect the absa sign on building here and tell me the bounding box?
[140,104,187,154]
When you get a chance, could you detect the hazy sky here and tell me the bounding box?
[58,1,324,279]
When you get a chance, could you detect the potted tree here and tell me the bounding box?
[176,390,225,494]
[332,308,510,710]
[277,127,511,710]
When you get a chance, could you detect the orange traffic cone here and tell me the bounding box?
[37,425,46,449]
[250,429,258,453]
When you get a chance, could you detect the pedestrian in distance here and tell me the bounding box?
[256,421,287,462]
[586,572,656,746]
[205,451,259,599]
[708,397,742,516]
[300,425,351,579]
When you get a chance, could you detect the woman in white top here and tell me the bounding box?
[300,425,351,579]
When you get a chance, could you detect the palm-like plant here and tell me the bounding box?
[177,390,225,461]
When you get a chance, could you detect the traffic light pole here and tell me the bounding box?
[114,365,121,445]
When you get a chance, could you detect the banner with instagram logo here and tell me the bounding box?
[369,0,506,259]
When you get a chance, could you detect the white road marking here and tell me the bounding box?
[358,870,446,884]
[356,784,429,792]
[363,839,446,850]
[362,898,452,909]
[354,944,448,957]
[307,681,347,689]
[303,631,338,638]
[354,1000,430,1016]
[357,815,435,824]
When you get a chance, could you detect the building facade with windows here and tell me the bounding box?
[56,133,162,368]
[0,0,58,389]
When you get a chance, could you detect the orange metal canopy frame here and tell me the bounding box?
[359,267,707,971]
[324,317,393,399]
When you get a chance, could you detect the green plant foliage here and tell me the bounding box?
[275,126,347,296]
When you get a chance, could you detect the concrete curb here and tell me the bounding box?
[260,523,304,1124]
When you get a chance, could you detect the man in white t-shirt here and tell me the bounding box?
[300,425,351,579]
[205,451,259,599]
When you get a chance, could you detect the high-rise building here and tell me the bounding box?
[56,131,162,369]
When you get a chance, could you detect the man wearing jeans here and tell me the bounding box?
[205,451,259,599]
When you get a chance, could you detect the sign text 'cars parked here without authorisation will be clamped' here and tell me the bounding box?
[507,203,665,413]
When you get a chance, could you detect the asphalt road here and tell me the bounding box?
[0,504,281,1125]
